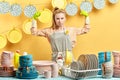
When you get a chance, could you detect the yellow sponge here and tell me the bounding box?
[80,10,88,17]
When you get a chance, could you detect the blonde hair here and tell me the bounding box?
[51,7,66,29]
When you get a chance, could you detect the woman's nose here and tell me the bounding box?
[59,19,62,22]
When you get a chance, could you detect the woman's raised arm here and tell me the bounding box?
[30,19,47,37]
[75,16,90,35]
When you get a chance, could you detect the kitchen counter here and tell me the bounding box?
[0,75,120,80]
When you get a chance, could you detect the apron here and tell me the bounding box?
[49,29,74,68]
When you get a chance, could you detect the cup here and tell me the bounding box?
[43,70,51,79]
[51,63,58,77]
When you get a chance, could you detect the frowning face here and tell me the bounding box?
[54,13,66,27]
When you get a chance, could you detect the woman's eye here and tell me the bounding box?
[61,18,64,19]
[56,18,59,20]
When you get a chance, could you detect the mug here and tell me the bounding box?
[43,70,51,78]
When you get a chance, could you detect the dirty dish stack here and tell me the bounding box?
[98,51,111,75]
[112,51,120,77]
[102,62,113,78]
[0,51,15,76]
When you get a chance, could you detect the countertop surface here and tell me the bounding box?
[0,75,120,80]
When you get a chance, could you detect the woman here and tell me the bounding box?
[31,7,90,68]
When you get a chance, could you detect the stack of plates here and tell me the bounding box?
[69,54,99,78]
[0,66,15,77]
[102,62,113,78]
[113,65,120,77]
[98,51,111,75]
[70,61,84,78]
[112,51,120,65]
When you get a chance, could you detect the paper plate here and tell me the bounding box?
[7,28,22,43]
[38,9,52,23]
[24,5,36,18]
[109,0,118,4]
[65,3,78,16]
[10,3,22,16]
[23,19,32,34]
[52,0,67,9]
[93,0,105,10]
[0,34,7,49]
[80,1,92,13]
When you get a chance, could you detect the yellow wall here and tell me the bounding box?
[0,0,120,60]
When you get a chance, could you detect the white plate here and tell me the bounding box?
[65,3,78,16]
[93,0,105,10]
[80,1,92,13]
[109,0,118,4]
[24,5,36,18]
[10,3,22,16]
[0,1,10,14]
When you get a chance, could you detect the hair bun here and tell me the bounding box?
[54,7,59,11]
